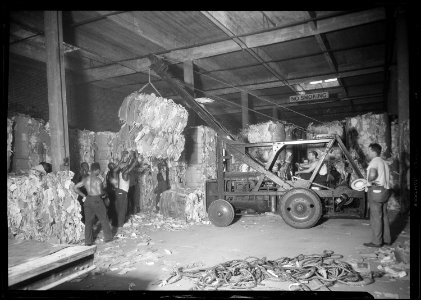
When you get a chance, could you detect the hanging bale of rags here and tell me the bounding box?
[7,118,14,172]
[117,92,188,161]
[12,114,49,172]
[7,170,84,244]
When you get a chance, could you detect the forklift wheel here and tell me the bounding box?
[279,188,322,229]
[208,199,235,227]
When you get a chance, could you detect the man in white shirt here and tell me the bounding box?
[113,151,138,232]
[296,151,328,185]
[363,143,391,248]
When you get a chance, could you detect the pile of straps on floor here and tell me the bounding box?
[161,250,375,290]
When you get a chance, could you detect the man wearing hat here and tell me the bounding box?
[363,143,391,247]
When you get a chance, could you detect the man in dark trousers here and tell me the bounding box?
[73,162,113,246]
[106,162,118,226]
[72,162,90,224]
[113,151,138,233]
[363,143,391,248]
[154,163,169,213]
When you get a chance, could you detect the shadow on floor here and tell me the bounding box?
[52,272,155,290]
[389,211,410,243]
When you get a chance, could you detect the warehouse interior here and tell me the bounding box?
[6,8,415,297]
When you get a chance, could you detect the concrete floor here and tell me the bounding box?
[54,211,410,298]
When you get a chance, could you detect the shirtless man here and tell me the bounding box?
[73,162,113,246]
[113,151,138,231]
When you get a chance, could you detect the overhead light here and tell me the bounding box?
[195,97,214,103]
[310,80,323,85]
[324,78,337,82]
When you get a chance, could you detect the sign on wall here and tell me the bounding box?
[289,92,329,102]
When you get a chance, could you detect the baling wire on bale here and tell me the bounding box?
[160,250,376,291]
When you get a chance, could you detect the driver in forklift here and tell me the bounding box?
[295,150,328,185]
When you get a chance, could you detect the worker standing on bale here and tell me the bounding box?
[363,143,391,247]
[114,151,138,232]
[73,162,113,246]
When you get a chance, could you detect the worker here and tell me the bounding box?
[154,163,170,213]
[73,162,113,246]
[295,151,328,184]
[106,162,118,226]
[72,162,90,224]
[363,143,391,248]
[113,151,138,232]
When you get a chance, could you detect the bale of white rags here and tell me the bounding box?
[7,170,84,244]
[117,92,188,161]
[95,131,118,172]
[11,114,50,172]
[69,129,96,173]
[240,121,286,163]
[306,120,345,139]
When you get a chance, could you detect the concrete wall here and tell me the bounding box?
[69,83,125,132]
[8,54,50,121]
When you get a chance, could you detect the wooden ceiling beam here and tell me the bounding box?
[10,9,385,86]
[77,8,386,83]
[307,11,348,97]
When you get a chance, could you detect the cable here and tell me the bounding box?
[159,55,323,125]
[175,79,310,134]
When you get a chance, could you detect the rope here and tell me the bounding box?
[159,250,374,290]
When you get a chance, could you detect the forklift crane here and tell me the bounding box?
[149,55,367,229]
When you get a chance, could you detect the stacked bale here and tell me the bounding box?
[240,121,286,164]
[184,126,217,189]
[11,114,50,172]
[94,131,118,173]
[69,129,96,173]
[7,170,84,244]
[345,113,391,183]
[7,118,14,172]
[116,92,188,161]
[345,113,390,161]
[160,188,207,223]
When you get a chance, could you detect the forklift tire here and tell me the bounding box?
[279,188,322,229]
[208,199,235,227]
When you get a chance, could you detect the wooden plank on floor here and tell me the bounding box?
[8,244,96,286]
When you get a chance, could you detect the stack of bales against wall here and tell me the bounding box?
[235,121,286,172]
[345,113,390,183]
[7,118,14,172]
[94,131,118,174]
[7,170,84,244]
[69,128,96,173]
[11,114,50,172]
[159,126,217,223]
